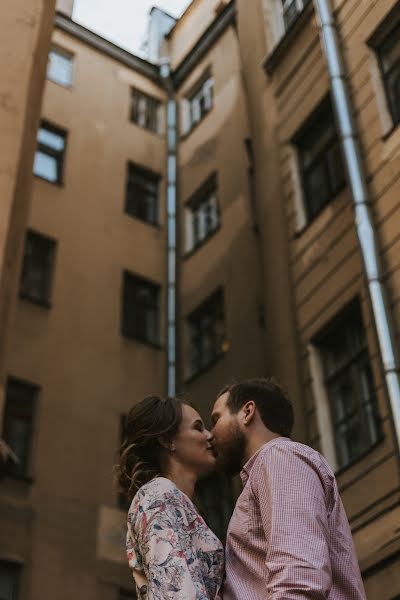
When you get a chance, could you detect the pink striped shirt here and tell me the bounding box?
[223,438,366,599]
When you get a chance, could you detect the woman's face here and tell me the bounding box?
[172,404,216,477]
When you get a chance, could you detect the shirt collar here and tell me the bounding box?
[240,437,285,485]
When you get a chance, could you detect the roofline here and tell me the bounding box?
[54,12,162,86]
[165,0,196,39]
[171,0,236,89]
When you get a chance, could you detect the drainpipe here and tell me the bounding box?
[314,0,400,449]
[160,59,177,397]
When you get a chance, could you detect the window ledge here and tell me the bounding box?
[184,350,227,384]
[33,173,63,187]
[19,293,52,309]
[334,435,385,479]
[183,225,221,260]
[382,121,400,142]
[180,108,213,141]
[124,214,163,230]
[263,0,314,76]
[121,333,163,351]
[292,183,347,239]
[3,473,35,484]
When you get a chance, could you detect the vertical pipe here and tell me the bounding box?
[314,0,400,449]
[160,61,177,397]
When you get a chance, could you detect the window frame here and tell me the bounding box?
[124,162,161,227]
[181,69,214,137]
[186,287,226,379]
[47,45,74,88]
[313,300,383,471]
[376,21,400,129]
[33,120,67,186]
[2,377,39,481]
[185,173,220,254]
[19,229,57,308]
[121,271,161,347]
[130,87,163,135]
[293,97,346,225]
[0,561,22,600]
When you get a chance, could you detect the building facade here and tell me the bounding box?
[0,0,399,598]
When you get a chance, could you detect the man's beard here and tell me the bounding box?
[215,423,247,476]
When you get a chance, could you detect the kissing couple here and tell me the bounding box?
[117,378,366,599]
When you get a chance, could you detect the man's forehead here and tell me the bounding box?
[212,391,230,413]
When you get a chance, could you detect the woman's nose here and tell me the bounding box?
[205,428,213,442]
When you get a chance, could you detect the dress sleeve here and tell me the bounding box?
[252,445,333,599]
[138,500,209,600]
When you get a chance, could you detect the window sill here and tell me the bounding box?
[19,293,52,309]
[121,333,163,351]
[33,173,63,187]
[3,472,35,484]
[263,0,313,76]
[183,225,221,259]
[124,213,162,230]
[184,350,227,384]
[129,120,165,138]
[382,120,400,141]
[334,435,385,478]
[292,184,347,239]
[180,108,213,141]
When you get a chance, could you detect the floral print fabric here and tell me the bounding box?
[126,477,224,599]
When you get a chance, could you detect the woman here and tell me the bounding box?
[116,395,224,599]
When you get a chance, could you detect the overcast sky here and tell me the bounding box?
[73,0,192,56]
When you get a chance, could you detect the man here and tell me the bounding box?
[211,378,366,599]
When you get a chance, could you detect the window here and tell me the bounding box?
[187,289,226,376]
[47,46,73,87]
[280,0,306,31]
[2,378,38,478]
[377,21,400,128]
[20,230,56,306]
[295,98,346,223]
[315,301,381,469]
[0,562,21,600]
[125,163,160,226]
[181,71,214,135]
[130,88,163,134]
[33,121,66,184]
[185,174,219,252]
[122,272,160,346]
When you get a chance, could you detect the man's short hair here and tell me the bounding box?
[218,378,294,437]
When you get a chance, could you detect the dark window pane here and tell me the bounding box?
[0,562,20,600]
[378,22,400,127]
[33,122,66,184]
[20,231,56,305]
[122,272,160,345]
[317,301,381,469]
[125,164,159,225]
[3,379,37,478]
[131,89,161,133]
[296,99,345,222]
[187,174,219,251]
[188,289,225,375]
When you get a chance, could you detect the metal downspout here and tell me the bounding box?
[160,60,177,397]
[314,0,400,449]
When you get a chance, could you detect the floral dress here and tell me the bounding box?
[126,477,224,599]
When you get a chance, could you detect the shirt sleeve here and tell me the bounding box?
[139,501,208,600]
[252,445,333,599]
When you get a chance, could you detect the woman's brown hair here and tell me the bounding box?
[115,395,184,502]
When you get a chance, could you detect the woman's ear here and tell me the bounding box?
[242,400,256,426]
[159,437,176,453]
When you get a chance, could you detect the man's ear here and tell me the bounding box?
[242,400,256,426]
